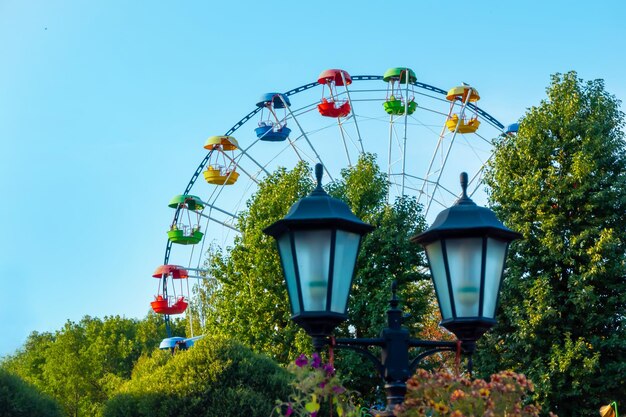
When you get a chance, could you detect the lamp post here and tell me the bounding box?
[264,164,521,416]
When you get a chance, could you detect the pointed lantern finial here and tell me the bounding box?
[456,172,475,205]
[315,163,324,191]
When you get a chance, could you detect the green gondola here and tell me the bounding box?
[168,195,204,211]
[167,228,204,245]
[383,96,417,115]
[167,194,205,245]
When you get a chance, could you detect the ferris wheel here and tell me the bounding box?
[150,68,509,342]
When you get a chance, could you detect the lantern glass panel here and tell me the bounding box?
[446,237,482,318]
[425,240,453,320]
[482,237,508,318]
[294,230,331,311]
[278,233,300,315]
[330,230,360,314]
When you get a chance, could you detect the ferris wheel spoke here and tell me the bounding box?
[471,130,496,146]
[336,119,353,167]
[424,88,477,216]
[281,95,334,182]
[152,72,511,345]
[467,162,490,198]
[387,114,394,190]
[341,73,364,154]
[398,172,454,195]
[237,139,270,177]
[401,113,409,195]
[193,209,239,233]
[221,152,259,185]
[418,101,455,205]
[332,115,367,159]
[424,130,460,216]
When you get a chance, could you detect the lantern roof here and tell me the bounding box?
[263,164,374,237]
[411,172,522,244]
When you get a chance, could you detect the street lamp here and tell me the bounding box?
[264,164,521,415]
[263,163,374,344]
[411,172,522,352]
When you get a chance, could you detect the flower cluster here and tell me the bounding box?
[274,353,359,417]
[395,369,557,417]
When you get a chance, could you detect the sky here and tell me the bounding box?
[1,0,625,357]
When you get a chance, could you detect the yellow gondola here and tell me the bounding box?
[445,114,481,134]
[445,85,480,134]
[446,85,480,102]
[203,136,239,185]
[203,166,239,185]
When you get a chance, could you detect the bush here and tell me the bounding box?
[0,368,63,417]
[102,335,292,417]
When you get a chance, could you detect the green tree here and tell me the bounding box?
[102,335,291,417]
[477,72,626,415]
[2,313,179,416]
[198,154,433,404]
[0,368,63,417]
[197,162,314,362]
[1,331,55,388]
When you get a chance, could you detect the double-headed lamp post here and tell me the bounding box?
[263,164,521,415]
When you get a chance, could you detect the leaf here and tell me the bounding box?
[305,394,320,412]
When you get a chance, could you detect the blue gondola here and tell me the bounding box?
[255,93,291,142]
[255,123,292,142]
[505,123,519,135]
[159,335,205,351]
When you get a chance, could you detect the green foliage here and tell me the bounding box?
[102,335,292,417]
[2,313,176,417]
[0,368,63,417]
[330,155,430,402]
[198,154,431,406]
[477,72,626,415]
[197,162,314,362]
[328,154,429,338]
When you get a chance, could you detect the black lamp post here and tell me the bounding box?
[264,165,521,416]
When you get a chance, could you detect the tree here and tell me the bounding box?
[0,368,63,417]
[328,156,430,339]
[197,154,434,404]
[102,335,292,417]
[196,162,314,362]
[2,314,179,417]
[477,72,626,415]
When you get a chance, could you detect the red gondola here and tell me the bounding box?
[317,69,352,118]
[150,265,189,315]
[150,295,188,315]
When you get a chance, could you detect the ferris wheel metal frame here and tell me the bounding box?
[155,72,507,338]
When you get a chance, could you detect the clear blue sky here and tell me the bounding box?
[1,0,625,356]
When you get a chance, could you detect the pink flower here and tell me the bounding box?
[286,403,293,416]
